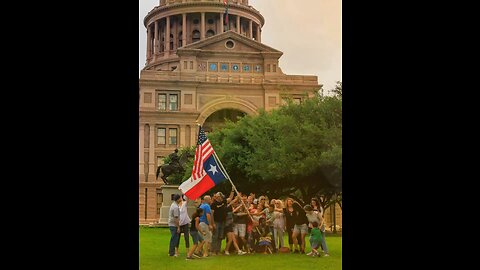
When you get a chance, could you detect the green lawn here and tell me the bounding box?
[140,227,342,270]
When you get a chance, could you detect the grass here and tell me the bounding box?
[140,227,342,270]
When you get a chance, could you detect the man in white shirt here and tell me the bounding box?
[168,194,182,257]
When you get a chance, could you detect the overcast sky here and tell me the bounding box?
[139,0,342,91]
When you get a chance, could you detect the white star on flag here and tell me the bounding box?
[208,164,218,175]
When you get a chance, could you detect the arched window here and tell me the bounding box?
[192,30,200,43]
[206,29,215,38]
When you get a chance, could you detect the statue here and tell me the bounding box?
[168,149,180,171]
[156,149,192,184]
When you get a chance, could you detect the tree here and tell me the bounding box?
[331,81,342,98]
[205,82,342,205]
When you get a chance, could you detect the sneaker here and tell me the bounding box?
[324,253,330,257]
[306,251,314,256]
[192,253,201,259]
[225,251,230,255]
[186,256,193,260]
[237,250,246,255]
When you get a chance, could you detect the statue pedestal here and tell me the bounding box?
[158,184,198,226]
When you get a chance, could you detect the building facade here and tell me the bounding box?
[139,0,329,225]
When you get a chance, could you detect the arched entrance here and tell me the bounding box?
[196,98,259,131]
[203,109,246,132]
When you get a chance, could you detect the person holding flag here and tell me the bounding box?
[179,125,273,254]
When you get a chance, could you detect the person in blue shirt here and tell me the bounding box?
[198,195,213,257]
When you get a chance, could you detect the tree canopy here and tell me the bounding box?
[168,82,342,207]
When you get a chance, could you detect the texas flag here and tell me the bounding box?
[179,127,227,200]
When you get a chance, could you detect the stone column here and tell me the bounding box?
[174,17,178,50]
[139,124,145,182]
[249,20,253,39]
[154,20,159,55]
[257,25,261,42]
[180,125,186,147]
[182,13,187,47]
[219,12,224,33]
[185,125,191,147]
[148,125,156,182]
[146,26,152,59]
[201,12,206,40]
[165,16,170,57]
[191,124,198,146]
[236,15,241,34]
[159,22,163,53]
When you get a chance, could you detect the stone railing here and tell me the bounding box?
[140,70,318,85]
[159,0,251,8]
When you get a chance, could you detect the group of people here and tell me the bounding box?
[167,189,330,260]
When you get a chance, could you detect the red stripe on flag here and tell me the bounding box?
[201,141,213,159]
[192,138,214,181]
[192,144,203,180]
[184,175,215,200]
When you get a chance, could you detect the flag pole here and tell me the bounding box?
[224,0,229,31]
[212,151,237,192]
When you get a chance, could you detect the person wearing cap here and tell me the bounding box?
[168,194,182,257]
